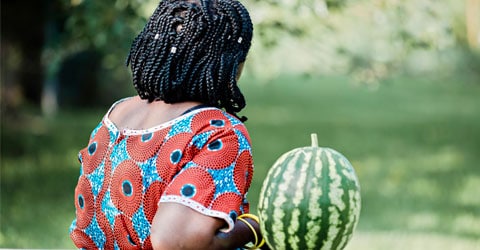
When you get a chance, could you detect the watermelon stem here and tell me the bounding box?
[311,133,318,147]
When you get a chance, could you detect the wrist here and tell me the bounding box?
[238,214,266,249]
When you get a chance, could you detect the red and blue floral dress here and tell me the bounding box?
[69,99,254,249]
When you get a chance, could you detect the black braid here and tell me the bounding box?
[126,0,253,121]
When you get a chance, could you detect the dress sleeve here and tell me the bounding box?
[159,125,253,232]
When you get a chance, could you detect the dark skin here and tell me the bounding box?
[151,203,269,249]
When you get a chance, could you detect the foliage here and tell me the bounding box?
[51,0,472,101]
[49,0,150,105]
[240,0,468,84]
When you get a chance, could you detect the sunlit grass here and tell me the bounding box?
[241,74,480,245]
[1,73,480,248]
[345,231,480,250]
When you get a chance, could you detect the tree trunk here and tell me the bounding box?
[2,0,47,106]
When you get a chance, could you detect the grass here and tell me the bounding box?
[1,110,102,248]
[1,73,480,249]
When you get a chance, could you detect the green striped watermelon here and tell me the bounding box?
[258,133,361,250]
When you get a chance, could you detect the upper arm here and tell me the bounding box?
[150,202,226,250]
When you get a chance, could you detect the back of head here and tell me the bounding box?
[126,0,253,118]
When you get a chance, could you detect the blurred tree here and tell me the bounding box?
[1,0,475,115]
[51,0,149,108]
[1,0,147,114]
[242,0,471,85]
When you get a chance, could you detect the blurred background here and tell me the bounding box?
[1,0,480,248]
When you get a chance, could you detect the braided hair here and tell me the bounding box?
[126,0,253,121]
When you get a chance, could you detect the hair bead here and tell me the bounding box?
[126,0,253,121]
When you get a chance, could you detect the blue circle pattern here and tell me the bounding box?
[229,210,238,221]
[210,119,225,127]
[122,180,133,196]
[170,149,182,164]
[181,184,197,198]
[88,142,97,155]
[207,139,223,151]
[141,133,153,142]
[78,194,84,209]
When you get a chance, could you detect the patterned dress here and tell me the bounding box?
[69,99,254,249]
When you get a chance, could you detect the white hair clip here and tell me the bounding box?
[237,37,243,43]
[170,47,177,53]
[154,34,160,39]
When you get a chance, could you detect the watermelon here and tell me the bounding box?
[258,133,361,250]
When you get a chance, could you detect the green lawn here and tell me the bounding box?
[2,74,480,249]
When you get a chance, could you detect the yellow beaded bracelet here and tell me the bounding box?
[255,236,266,249]
[238,217,258,248]
[238,213,260,223]
[238,214,266,249]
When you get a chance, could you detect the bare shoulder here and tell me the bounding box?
[108,96,141,120]
[107,96,144,129]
